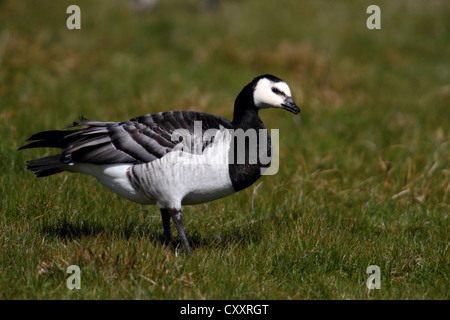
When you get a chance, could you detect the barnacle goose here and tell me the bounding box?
[19,74,300,252]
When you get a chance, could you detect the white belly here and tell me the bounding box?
[66,162,153,205]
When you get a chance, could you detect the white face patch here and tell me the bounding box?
[253,78,292,109]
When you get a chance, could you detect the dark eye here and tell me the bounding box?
[272,87,282,95]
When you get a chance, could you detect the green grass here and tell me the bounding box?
[0,0,449,299]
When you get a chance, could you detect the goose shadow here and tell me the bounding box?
[40,217,162,244]
[39,214,274,251]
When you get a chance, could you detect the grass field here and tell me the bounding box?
[0,0,449,299]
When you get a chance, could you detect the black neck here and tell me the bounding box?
[231,83,266,131]
[228,82,271,192]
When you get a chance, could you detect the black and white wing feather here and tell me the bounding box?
[19,111,233,177]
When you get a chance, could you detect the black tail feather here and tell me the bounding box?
[18,130,75,150]
[18,140,61,150]
[26,154,64,177]
[19,128,79,177]
[18,118,108,177]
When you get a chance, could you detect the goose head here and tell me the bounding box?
[252,74,300,114]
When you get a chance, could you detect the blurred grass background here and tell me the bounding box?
[0,0,449,299]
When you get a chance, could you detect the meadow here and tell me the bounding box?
[0,0,448,299]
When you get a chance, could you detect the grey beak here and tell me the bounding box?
[281,97,300,114]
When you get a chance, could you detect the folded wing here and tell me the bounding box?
[19,111,233,177]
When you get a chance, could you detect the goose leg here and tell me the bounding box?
[168,208,192,253]
[160,208,172,246]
